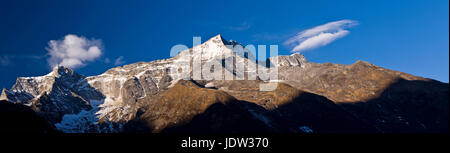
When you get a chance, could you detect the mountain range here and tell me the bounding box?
[0,34,448,133]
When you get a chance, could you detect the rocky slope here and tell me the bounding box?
[125,80,377,133]
[0,34,448,133]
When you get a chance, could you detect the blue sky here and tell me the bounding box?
[0,0,448,88]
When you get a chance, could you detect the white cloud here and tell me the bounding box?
[46,34,103,69]
[114,56,125,66]
[285,19,358,53]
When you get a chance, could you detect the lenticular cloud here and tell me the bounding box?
[285,19,358,53]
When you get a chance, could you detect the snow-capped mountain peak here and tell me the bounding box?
[49,66,80,78]
[1,35,309,132]
[205,34,226,44]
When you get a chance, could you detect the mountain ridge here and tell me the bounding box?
[0,34,448,133]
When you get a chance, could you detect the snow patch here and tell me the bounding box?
[298,126,313,133]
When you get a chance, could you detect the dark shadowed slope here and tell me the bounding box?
[0,100,57,133]
[339,79,449,133]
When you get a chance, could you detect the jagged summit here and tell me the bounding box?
[183,34,237,61]
[14,66,80,81]
[52,66,70,74]
[203,34,242,48]
[196,34,226,48]
[48,66,83,78]
[207,34,225,42]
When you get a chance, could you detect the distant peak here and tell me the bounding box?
[290,52,305,57]
[270,53,308,67]
[0,88,9,101]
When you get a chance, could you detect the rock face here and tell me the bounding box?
[1,67,102,124]
[269,53,307,67]
[1,34,448,133]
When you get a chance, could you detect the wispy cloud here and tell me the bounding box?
[46,34,103,69]
[104,58,111,64]
[252,33,286,42]
[285,19,358,53]
[0,55,11,66]
[0,54,45,67]
[114,56,125,66]
[226,22,251,31]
